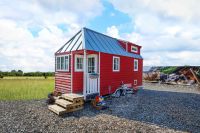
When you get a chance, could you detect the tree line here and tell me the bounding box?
[0,70,54,78]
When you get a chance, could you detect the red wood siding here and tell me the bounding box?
[55,53,72,94]
[72,72,83,93]
[118,42,126,51]
[72,50,99,93]
[100,52,143,96]
[127,43,141,55]
[55,72,71,93]
[72,51,83,93]
[55,50,143,96]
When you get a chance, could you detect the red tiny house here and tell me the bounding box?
[54,28,143,99]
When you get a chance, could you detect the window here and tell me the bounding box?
[75,55,83,71]
[134,80,137,85]
[88,57,95,73]
[113,56,120,71]
[64,56,69,70]
[61,56,64,70]
[134,59,138,71]
[131,46,138,53]
[56,57,60,70]
[56,55,69,71]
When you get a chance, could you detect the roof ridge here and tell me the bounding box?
[83,27,140,47]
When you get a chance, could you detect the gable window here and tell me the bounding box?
[75,55,83,71]
[56,55,69,71]
[113,56,120,71]
[134,59,138,71]
[131,46,138,53]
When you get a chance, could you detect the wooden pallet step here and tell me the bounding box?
[61,97,84,104]
[55,99,73,108]
[48,105,66,115]
[62,93,84,103]
[66,104,82,109]
[66,105,83,113]
[66,101,84,109]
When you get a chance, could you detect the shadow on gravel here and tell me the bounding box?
[62,89,200,133]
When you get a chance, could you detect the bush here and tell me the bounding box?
[0,75,3,79]
[160,67,177,74]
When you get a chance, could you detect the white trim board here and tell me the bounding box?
[131,46,138,53]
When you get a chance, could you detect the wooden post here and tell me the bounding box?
[190,68,200,85]
[83,50,87,99]
[70,52,73,93]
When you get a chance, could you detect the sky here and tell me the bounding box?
[0,0,200,72]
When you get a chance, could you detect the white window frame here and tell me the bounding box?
[87,54,97,73]
[56,55,69,71]
[64,55,69,71]
[75,55,83,72]
[113,56,120,72]
[134,80,137,85]
[131,46,138,53]
[134,59,138,71]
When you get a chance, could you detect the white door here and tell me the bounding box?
[86,55,99,94]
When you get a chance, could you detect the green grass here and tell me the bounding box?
[3,76,54,79]
[0,77,54,100]
[160,67,177,74]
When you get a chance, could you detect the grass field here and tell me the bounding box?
[0,77,54,100]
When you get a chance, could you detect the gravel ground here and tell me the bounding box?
[144,82,200,94]
[0,83,200,133]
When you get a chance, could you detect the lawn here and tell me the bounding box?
[0,77,54,100]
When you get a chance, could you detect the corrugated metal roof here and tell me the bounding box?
[56,27,142,59]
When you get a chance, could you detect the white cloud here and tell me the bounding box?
[110,0,200,22]
[110,12,115,16]
[109,0,200,66]
[0,19,64,71]
[106,25,120,38]
[0,0,103,72]
[144,51,200,66]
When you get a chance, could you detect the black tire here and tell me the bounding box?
[121,89,126,96]
[115,89,121,97]
[48,92,53,98]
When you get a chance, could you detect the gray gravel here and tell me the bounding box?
[144,82,200,94]
[0,83,200,133]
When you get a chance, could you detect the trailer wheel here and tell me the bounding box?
[115,89,121,97]
[121,89,127,96]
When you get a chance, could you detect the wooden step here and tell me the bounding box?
[62,93,84,103]
[55,99,73,108]
[48,105,66,115]
[66,105,84,113]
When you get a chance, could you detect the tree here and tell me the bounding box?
[43,73,48,79]
[11,70,16,73]
[0,71,3,79]
[17,70,23,76]
[10,70,17,76]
